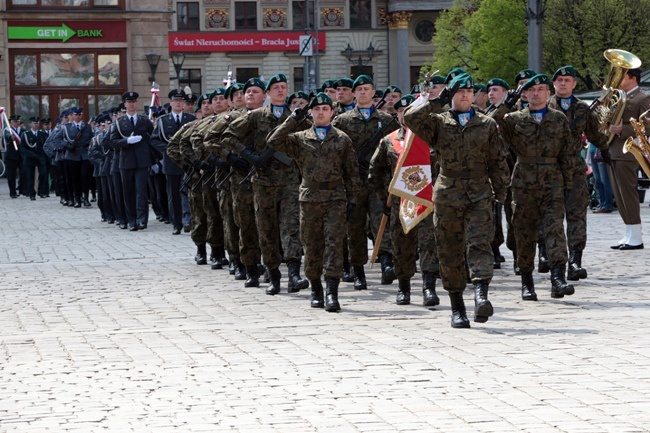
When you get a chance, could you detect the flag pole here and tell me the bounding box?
[370,193,392,268]
[1,110,19,151]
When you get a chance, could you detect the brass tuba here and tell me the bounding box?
[623,108,650,178]
[591,49,642,144]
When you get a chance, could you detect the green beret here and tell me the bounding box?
[430,75,446,85]
[393,94,415,110]
[210,87,227,101]
[552,65,577,81]
[486,78,510,91]
[374,89,384,99]
[244,77,265,93]
[410,84,420,94]
[265,73,287,91]
[384,85,402,94]
[287,91,309,105]
[308,92,333,109]
[225,83,244,100]
[445,68,467,84]
[309,89,319,100]
[195,92,211,110]
[521,74,551,91]
[449,73,474,91]
[320,79,335,91]
[515,69,536,84]
[333,78,354,89]
[352,74,374,91]
[473,83,486,93]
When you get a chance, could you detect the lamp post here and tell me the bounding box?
[342,43,376,68]
[170,52,186,87]
[146,53,161,83]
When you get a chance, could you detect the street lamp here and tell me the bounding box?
[146,53,161,83]
[341,43,377,67]
[170,52,186,85]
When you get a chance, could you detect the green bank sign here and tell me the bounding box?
[7,23,103,42]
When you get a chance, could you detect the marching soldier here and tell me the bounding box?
[321,79,337,101]
[102,107,129,229]
[404,73,510,328]
[287,91,309,111]
[151,89,197,235]
[109,92,154,231]
[41,118,54,197]
[369,94,441,307]
[473,84,488,111]
[267,93,361,312]
[2,115,22,198]
[333,78,356,115]
[332,75,399,290]
[222,73,310,295]
[548,65,610,279]
[491,74,577,301]
[19,117,48,200]
[514,69,536,110]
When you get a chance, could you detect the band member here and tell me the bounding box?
[404,73,510,328]
[109,91,154,231]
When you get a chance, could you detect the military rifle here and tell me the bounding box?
[179,157,196,195]
[355,115,397,175]
[239,147,293,184]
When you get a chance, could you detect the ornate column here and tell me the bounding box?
[392,11,412,92]
[380,9,398,87]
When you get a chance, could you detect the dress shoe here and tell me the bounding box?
[593,208,612,214]
[619,243,644,250]
[30,196,36,201]
[83,197,92,207]
[107,220,115,224]
[74,201,81,208]
[610,243,623,249]
[129,226,138,232]
[137,223,147,230]
[119,223,128,229]
[163,219,171,224]
[172,228,181,235]
[11,194,18,199]
[183,225,191,233]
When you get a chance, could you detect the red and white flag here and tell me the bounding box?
[388,127,434,234]
[149,83,161,121]
[0,106,21,147]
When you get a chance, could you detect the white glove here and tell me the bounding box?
[127,135,142,144]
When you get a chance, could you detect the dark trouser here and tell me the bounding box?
[153,173,168,221]
[80,160,92,200]
[111,171,127,225]
[49,162,60,196]
[5,159,20,196]
[167,174,183,230]
[37,158,48,196]
[121,167,149,227]
[22,161,37,197]
[99,176,115,221]
[67,160,82,202]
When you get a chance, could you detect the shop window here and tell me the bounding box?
[9,0,121,8]
[98,55,121,85]
[177,2,200,30]
[179,69,202,96]
[351,65,372,80]
[41,53,95,87]
[236,68,259,84]
[292,1,314,30]
[14,55,38,86]
[235,2,258,30]
[349,0,372,29]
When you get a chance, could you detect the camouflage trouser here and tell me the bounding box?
[491,201,505,251]
[346,186,391,266]
[252,182,302,270]
[190,190,208,246]
[218,184,240,261]
[434,198,494,293]
[300,200,345,280]
[504,188,517,253]
[512,187,568,273]
[565,176,589,250]
[230,176,260,267]
[389,196,418,280]
[417,212,439,275]
[203,186,224,249]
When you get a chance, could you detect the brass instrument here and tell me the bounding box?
[623,108,650,178]
[591,49,642,144]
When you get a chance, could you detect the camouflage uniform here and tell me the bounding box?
[331,106,399,269]
[404,103,510,294]
[491,105,576,274]
[547,94,608,278]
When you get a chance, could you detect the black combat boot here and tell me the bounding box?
[210,246,222,270]
[551,265,575,298]
[325,278,341,312]
[228,260,236,275]
[521,271,538,301]
[473,282,494,323]
[195,244,208,265]
[380,254,396,285]
[449,292,470,328]
[422,272,440,307]
[342,256,354,282]
[310,279,324,308]
[567,249,587,281]
[258,264,270,283]
[287,262,309,293]
[492,246,502,269]
[514,257,521,276]
[353,265,367,290]
[234,260,246,281]
[216,247,229,267]
[396,279,411,305]
[266,268,282,295]
[244,265,259,288]
[537,243,550,273]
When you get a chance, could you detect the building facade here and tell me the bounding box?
[0,0,171,120]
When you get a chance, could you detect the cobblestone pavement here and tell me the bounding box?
[1,182,650,433]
